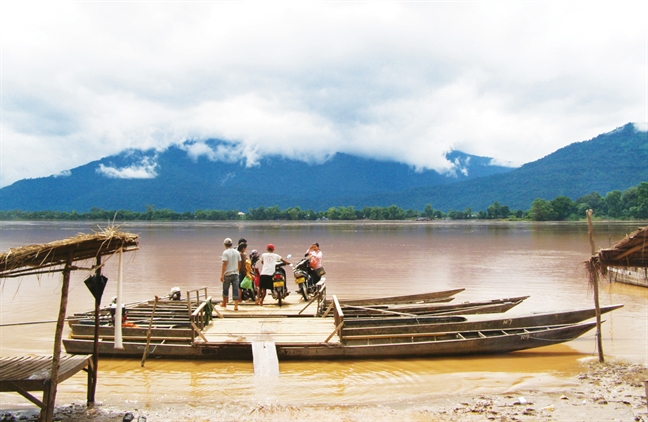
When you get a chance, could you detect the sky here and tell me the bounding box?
[1,1,647,188]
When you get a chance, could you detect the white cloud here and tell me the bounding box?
[54,170,71,178]
[634,122,648,132]
[0,1,646,187]
[96,157,158,179]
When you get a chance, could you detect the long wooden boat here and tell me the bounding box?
[69,324,193,338]
[608,267,648,287]
[339,296,529,317]
[340,304,623,335]
[63,321,598,360]
[277,321,599,359]
[326,288,465,306]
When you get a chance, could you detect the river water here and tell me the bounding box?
[0,220,646,414]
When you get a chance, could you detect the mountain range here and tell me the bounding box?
[0,123,646,212]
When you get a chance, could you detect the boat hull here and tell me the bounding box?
[277,321,598,359]
[63,321,597,360]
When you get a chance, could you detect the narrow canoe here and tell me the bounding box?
[340,296,529,317]
[326,288,465,307]
[341,304,623,335]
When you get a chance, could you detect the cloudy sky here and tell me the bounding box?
[1,1,646,188]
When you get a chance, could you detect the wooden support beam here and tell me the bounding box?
[7,381,45,408]
[190,321,209,342]
[41,253,72,422]
[325,321,344,343]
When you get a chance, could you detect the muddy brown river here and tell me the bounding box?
[1,220,646,413]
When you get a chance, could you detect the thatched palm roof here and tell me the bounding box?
[588,225,648,275]
[0,227,139,278]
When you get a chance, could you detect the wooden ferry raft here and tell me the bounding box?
[63,289,617,360]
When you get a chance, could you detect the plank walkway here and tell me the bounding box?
[0,354,92,408]
[201,316,339,344]
[212,294,321,318]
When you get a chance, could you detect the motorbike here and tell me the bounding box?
[270,254,291,306]
[292,256,318,301]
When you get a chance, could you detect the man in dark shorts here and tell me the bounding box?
[257,244,290,306]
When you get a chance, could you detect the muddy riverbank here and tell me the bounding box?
[3,359,646,422]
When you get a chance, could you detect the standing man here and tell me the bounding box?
[220,238,241,311]
[257,244,291,306]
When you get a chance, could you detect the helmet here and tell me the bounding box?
[249,250,259,262]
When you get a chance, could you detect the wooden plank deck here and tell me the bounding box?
[200,316,340,344]
[212,294,321,318]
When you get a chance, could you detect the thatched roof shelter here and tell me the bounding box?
[0,227,139,278]
[0,227,138,421]
[588,225,648,276]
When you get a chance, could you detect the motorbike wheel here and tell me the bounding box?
[300,283,309,301]
[278,291,283,307]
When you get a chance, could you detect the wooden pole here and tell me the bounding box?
[41,254,73,422]
[89,256,101,403]
[141,295,159,367]
[587,209,605,363]
[114,248,124,349]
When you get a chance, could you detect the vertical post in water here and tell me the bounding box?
[114,248,124,349]
[89,256,101,403]
[587,209,604,363]
[141,295,159,367]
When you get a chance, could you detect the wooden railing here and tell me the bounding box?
[298,280,327,315]
[189,296,212,342]
[324,295,344,343]
[185,287,209,316]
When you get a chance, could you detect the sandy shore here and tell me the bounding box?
[2,359,646,422]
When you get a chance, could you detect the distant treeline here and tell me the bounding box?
[1,182,646,222]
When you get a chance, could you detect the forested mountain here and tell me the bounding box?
[1,123,645,213]
[0,146,511,212]
[355,123,648,211]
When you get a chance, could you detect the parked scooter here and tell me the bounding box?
[292,256,318,301]
[270,255,291,306]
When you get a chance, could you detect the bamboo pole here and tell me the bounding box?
[141,296,159,367]
[587,209,605,363]
[41,253,73,422]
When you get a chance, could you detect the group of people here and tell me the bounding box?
[220,238,323,309]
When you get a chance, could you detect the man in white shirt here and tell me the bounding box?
[220,238,241,310]
[257,244,290,306]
